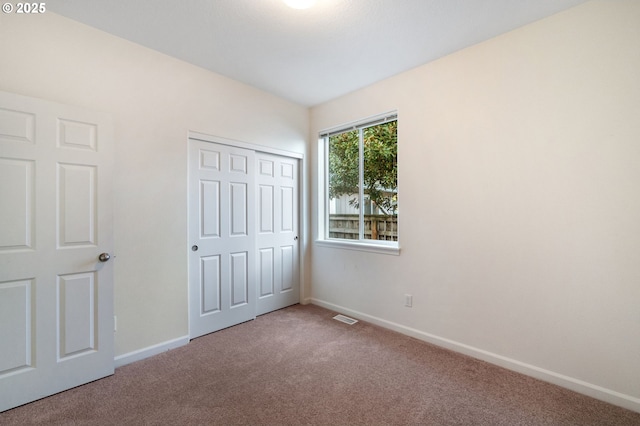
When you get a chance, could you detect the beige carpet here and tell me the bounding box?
[1,304,639,425]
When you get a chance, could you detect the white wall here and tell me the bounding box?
[0,12,308,356]
[310,0,640,411]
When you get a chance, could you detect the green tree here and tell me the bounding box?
[328,121,397,214]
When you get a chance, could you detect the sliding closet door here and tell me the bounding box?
[188,137,301,338]
[255,153,300,316]
[188,140,256,339]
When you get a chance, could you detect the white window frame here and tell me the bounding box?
[317,111,400,255]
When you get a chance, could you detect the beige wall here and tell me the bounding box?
[0,12,308,356]
[310,0,640,410]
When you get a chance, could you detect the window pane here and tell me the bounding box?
[328,130,360,240]
[324,115,398,245]
[363,121,397,241]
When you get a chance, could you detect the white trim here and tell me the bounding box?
[318,110,398,137]
[298,153,309,304]
[315,239,400,256]
[310,298,640,414]
[188,131,304,159]
[114,335,190,368]
[318,112,399,252]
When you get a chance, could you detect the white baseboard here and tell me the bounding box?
[310,298,640,414]
[114,335,190,368]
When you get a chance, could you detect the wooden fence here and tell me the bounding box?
[329,214,398,241]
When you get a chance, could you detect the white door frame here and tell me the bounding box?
[187,131,304,338]
[189,131,304,161]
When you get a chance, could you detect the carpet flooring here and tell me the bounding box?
[1,304,639,425]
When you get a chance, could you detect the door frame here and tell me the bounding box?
[187,131,305,338]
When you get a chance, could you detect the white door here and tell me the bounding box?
[255,153,300,316]
[0,91,114,412]
[189,139,256,339]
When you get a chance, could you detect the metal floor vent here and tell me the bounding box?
[333,314,358,325]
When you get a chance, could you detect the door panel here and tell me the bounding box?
[259,248,274,297]
[230,251,248,306]
[58,163,97,246]
[201,180,220,237]
[0,91,114,412]
[259,184,274,233]
[0,158,34,250]
[201,255,221,313]
[281,245,294,292]
[0,280,33,374]
[0,107,35,144]
[58,272,96,358]
[230,183,248,236]
[255,153,299,316]
[189,140,256,339]
[281,186,294,231]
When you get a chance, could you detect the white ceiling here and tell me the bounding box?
[48,0,588,107]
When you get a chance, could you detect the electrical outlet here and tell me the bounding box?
[404,294,413,307]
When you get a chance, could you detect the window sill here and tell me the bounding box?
[315,239,400,256]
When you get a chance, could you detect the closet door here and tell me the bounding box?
[188,140,256,338]
[255,153,300,315]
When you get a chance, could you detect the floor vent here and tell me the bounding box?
[333,314,358,325]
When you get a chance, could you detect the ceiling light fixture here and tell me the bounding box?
[283,0,316,10]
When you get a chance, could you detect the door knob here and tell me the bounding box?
[98,252,111,262]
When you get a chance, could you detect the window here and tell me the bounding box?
[319,112,398,253]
